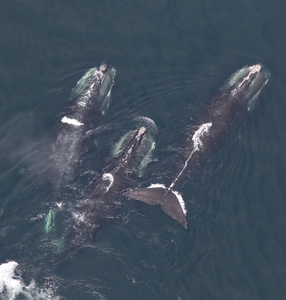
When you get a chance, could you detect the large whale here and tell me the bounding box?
[46,63,116,193]
[124,64,270,229]
[53,123,156,262]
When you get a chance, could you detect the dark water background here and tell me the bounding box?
[1,0,286,299]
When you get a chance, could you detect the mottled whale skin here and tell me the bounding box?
[124,64,270,229]
[55,125,156,262]
[46,63,116,193]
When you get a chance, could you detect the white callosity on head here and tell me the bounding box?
[83,69,105,97]
[237,64,262,89]
[74,67,107,108]
[61,116,84,127]
[102,173,114,192]
[137,126,146,137]
[122,127,146,163]
[169,122,212,190]
[131,116,158,136]
[77,100,86,107]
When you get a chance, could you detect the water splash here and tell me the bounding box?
[0,261,60,300]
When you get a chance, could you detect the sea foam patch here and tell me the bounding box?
[169,122,212,189]
[102,173,114,192]
[0,261,59,300]
[147,183,167,189]
[61,116,84,126]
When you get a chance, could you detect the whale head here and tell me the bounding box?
[110,125,156,174]
[111,118,157,175]
[222,64,270,112]
[69,63,116,115]
[98,64,116,115]
[120,127,148,164]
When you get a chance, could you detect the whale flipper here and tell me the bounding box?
[123,187,187,229]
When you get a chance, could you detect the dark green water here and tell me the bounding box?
[1,0,286,299]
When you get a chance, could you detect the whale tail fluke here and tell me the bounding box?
[123,186,187,229]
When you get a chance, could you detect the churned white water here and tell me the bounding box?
[169,122,212,189]
[0,261,59,300]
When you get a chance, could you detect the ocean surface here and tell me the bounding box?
[1,0,286,299]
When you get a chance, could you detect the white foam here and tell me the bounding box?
[171,190,187,215]
[192,122,212,151]
[102,173,114,192]
[147,183,167,189]
[0,261,59,300]
[72,211,85,223]
[61,116,84,126]
[169,122,212,189]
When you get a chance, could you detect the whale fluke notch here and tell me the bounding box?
[123,187,187,229]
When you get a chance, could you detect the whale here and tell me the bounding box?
[46,63,116,193]
[123,64,270,229]
[53,123,157,262]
